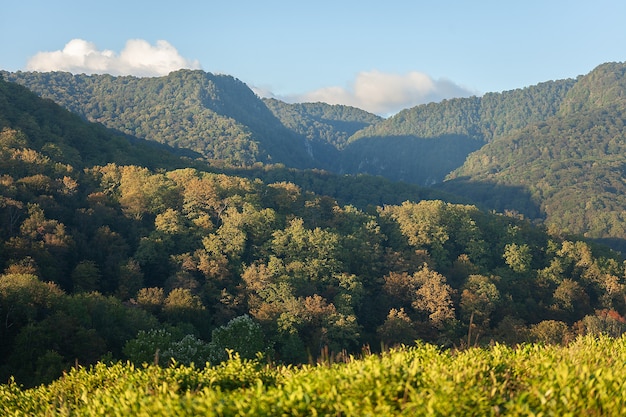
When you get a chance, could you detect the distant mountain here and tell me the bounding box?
[350,79,575,143]
[263,98,382,150]
[339,79,577,184]
[2,69,575,186]
[440,62,626,245]
[0,73,448,214]
[4,70,572,186]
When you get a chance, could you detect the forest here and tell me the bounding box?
[2,72,626,390]
[8,63,626,249]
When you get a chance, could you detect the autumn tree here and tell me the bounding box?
[411,265,456,329]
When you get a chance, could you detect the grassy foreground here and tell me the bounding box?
[2,335,625,416]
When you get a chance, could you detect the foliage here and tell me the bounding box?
[207,315,267,363]
[5,64,626,390]
[2,336,626,415]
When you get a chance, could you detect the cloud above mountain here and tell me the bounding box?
[26,39,201,77]
[26,39,474,115]
[259,70,476,116]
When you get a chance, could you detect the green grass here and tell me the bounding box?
[2,335,626,416]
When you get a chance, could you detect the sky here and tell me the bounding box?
[2,0,626,116]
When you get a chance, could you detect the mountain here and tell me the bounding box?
[262,98,382,150]
[339,79,576,184]
[350,79,576,143]
[7,63,626,246]
[559,61,626,116]
[1,69,576,186]
[440,62,626,246]
[0,74,187,170]
[1,70,332,169]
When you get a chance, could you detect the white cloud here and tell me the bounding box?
[26,39,201,77]
[262,70,476,116]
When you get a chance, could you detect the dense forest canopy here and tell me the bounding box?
[2,71,626,389]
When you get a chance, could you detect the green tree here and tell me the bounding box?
[118,166,181,220]
[0,273,63,358]
[116,259,144,300]
[163,288,208,331]
[460,274,501,331]
[530,320,571,344]
[271,218,342,294]
[135,287,165,315]
[551,278,591,321]
[208,314,267,363]
[123,328,173,366]
[376,308,418,347]
[71,260,101,293]
[503,243,532,273]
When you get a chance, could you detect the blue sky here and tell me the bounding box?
[2,0,625,115]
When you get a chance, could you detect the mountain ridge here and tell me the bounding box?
[5,62,626,245]
[1,70,329,169]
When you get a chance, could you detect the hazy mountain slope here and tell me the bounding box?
[339,134,484,185]
[1,70,323,169]
[350,79,576,143]
[3,69,580,187]
[263,98,382,149]
[441,62,626,244]
[337,79,577,185]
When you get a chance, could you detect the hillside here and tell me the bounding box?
[1,70,329,169]
[0,75,187,170]
[340,79,576,184]
[263,98,382,150]
[350,79,575,143]
[2,73,626,388]
[6,64,626,242]
[441,62,626,246]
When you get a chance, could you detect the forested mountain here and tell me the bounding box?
[0,74,187,170]
[1,70,577,186]
[559,61,626,116]
[1,70,334,169]
[350,79,575,143]
[263,98,382,150]
[339,79,577,184]
[441,62,626,247]
[2,72,626,389]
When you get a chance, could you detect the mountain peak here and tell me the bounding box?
[560,61,626,115]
